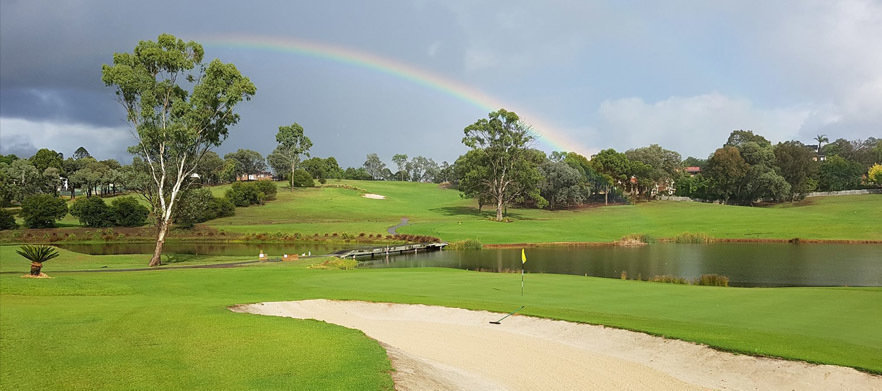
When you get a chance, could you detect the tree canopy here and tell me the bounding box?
[102,33,255,266]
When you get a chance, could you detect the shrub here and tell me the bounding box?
[177,188,236,228]
[695,274,729,287]
[253,180,278,200]
[110,197,148,227]
[225,182,263,207]
[20,194,68,228]
[70,196,114,227]
[0,208,17,230]
[650,275,689,284]
[290,169,315,187]
[673,232,711,244]
[448,239,482,250]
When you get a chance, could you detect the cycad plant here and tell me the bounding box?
[16,245,60,276]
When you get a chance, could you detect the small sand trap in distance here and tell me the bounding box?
[232,300,882,391]
[362,193,386,199]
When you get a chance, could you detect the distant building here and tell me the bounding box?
[237,172,274,181]
[685,166,701,176]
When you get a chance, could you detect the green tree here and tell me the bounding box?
[5,159,42,202]
[70,196,114,227]
[17,245,60,276]
[20,194,68,228]
[725,130,771,149]
[625,144,682,188]
[175,188,233,228]
[224,149,266,177]
[194,151,224,185]
[274,123,312,190]
[220,158,245,183]
[0,154,18,165]
[392,154,408,181]
[589,149,631,204]
[362,153,386,180]
[774,141,819,201]
[0,208,17,230]
[706,146,748,203]
[290,169,315,187]
[818,155,863,191]
[73,147,91,160]
[814,134,828,154]
[461,109,542,221]
[110,197,149,227]
[30,148,64,173]
[102,33,256,266]
[538,160,588,209]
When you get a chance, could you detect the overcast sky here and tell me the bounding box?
[2,0,881,167]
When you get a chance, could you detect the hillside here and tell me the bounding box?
[205,180,882,243]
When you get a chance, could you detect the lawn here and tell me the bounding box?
[205,180,882,243]
[1,252,880,390]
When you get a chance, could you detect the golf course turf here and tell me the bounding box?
[1,182,881,389]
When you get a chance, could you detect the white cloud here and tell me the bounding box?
[592,93,812,158]
[0,117,131,161]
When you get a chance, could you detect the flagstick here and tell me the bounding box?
[521,264,524,296]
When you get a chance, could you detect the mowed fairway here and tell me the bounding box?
[206,180,882,243]
[1,257,881,390]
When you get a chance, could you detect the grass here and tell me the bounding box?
[0,246,251,272]
[204,180,882,243]
[7,181,879,244]
[1,256,880,390]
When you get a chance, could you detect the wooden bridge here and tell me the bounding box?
[333,242,448,259]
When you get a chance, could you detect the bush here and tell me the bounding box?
[695,274,729,287]
[177,188,237,227]
[70,196,114,227]
[110,197,148,227]
[290,169,315,187]
[448,239,482,250]
[0,208,17,230]
[208,197,235,218]
[20,194,68,228]
[253,180,278,200]
[225,182,264,207]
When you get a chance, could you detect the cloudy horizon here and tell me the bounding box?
[2,0,880,166]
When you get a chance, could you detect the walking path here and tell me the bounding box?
[387,217,409,234]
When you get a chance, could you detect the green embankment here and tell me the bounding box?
[206,180,882,243]
[1,255,880,390]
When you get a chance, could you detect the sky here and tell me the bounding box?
[2,0,881,168]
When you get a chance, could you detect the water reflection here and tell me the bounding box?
[358,243,882,287]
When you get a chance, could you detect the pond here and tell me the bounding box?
[58,242,882,287]
[358,243,882,287]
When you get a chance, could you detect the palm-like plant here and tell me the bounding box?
[16,245,60,276]
[814,134,829,154]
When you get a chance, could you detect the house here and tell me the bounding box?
[236,172,274,181]
[685,166,701,176]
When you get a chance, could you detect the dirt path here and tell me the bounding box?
[233,300,881,391]
[387,217,409,234]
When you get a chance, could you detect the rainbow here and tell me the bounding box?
[198,34,591,156]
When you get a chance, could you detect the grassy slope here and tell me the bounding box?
[206,180,882,243]
[1,260,880,391]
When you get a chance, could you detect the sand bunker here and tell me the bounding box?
[363,193,386,199]
[232,300,881,391]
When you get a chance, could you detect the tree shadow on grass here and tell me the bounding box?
[429,206,534,221]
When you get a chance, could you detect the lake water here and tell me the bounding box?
[358,244,882,287]
[58,242,882,287]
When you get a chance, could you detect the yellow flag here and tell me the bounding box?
[521,248,526,264]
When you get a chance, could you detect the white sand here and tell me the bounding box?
[363,193,386,199]
[232,300,881,391]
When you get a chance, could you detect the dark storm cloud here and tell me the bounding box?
[2,1,880,167]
